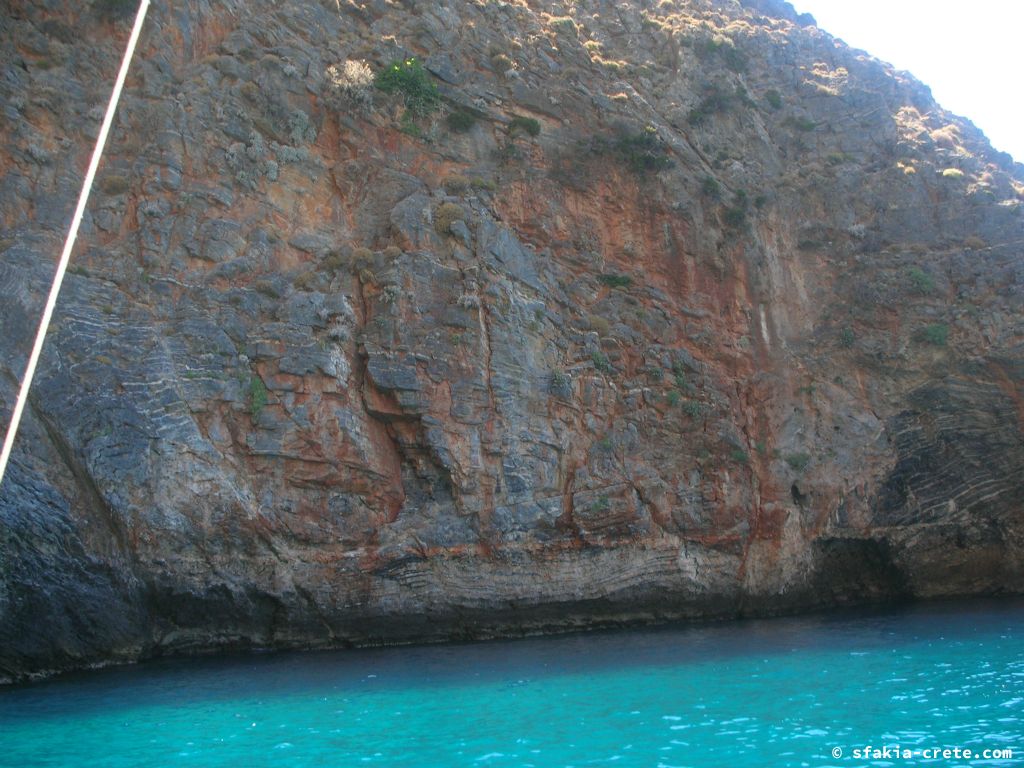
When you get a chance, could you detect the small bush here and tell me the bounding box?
[249,376,268,418]
[682,401,703,418]
[666,390,681,406]
[549,16,578,36]
[254,280,281,298]
[730,448,749,464]
[941,168,965,179]
[765,89,783,110]
[375,58,440,118]
[98,175,130,195]
[598,273,633,288]
[434,202,465,234]
[962,236,987,250]
[550,370,570,394]
[920,323,949,346]
[491,53,513,72]
[591,349,613,373]
[293,271,319,291]
[446,110,476,132]
[587,314,611,335]
[839,326,855,348]
[509,115,541,137]
[671,362,688,390]
[906,266,934,295]
[471,177,498,192]
[722,205,746,229]
[443,174,471,194]
[701,176,721,199]
[785,452,811,472]
[352,246,373,267]
[610,126,672,172]
[324,60,374,111]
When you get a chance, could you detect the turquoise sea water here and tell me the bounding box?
[1,600,1022,767]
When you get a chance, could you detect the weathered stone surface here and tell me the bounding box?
[0,0,1022,682]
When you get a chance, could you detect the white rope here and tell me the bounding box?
[0,0,151,489]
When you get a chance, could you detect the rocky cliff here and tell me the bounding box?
[1,0,1022,682]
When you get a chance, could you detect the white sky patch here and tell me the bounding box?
[792,0,1024,163]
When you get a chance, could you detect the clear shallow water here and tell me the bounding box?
[2,600,1023,768]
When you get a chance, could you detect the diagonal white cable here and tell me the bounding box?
[0,0,150,489]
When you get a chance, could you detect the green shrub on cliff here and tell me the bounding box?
[610,126,673,172]
[581,126,672,174]
[920,323,949,346]
[598,273,633,288]
[509,115,541,137]
[375,58,439,117]
[446,110,476,132]
[591,349,613,373]
[249,376,268,418]
[907,266,935,294]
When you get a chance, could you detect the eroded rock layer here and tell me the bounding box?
[1,0,1022,681]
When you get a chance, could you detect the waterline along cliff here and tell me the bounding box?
[1,0,1022,683]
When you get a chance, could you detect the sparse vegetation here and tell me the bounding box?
[730,448,749,464]
[688,84,737,125]
[93,0,135,20]
[784,116,818,132]
[785,452,811,472]
[582,125,672,173]
[695,34,747,72]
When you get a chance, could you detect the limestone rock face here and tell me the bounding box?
[1,0,1022,681]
